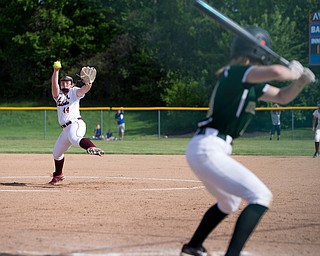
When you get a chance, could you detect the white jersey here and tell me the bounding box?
[270,110,281,125]
[54,87,84,126]
[313,109,320,130]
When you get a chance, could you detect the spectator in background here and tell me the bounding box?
[92,124,103,140]
[115,109,125,140]
[105,129,115,141]
[312,100,320,158]
[270,103,281,140]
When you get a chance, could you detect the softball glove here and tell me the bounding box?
[80,66,97,84]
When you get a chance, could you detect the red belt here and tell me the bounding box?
[61,117,82,128]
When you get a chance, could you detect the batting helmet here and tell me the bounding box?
[230,26,272,65]
[60,76,74,94]
[60,76,73,83]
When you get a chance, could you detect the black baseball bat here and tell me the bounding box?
[193,0,290,66]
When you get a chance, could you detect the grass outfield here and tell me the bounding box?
[0,109,315,156]
[0,135,315,156]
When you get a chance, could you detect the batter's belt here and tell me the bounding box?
[196,127,233,144]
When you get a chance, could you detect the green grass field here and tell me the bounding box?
[0,134,315,156]
[0,109,315,156]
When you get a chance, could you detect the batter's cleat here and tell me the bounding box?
[48,174,64,185]
[87,147,104,156]
[181,244,209,256]
[313,152,319,158]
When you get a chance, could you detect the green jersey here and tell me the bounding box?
[198,65,267,139]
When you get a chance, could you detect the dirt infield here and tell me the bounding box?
[0,154,319,256]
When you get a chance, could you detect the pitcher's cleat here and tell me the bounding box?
[313,152,319,158]
[48,173,64,185]
[181,244,208,256]
[87,147,104,156]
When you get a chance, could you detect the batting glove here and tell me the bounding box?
[299,68,316,84]
[288,60,304,80]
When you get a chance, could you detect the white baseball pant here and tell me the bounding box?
[53,119,86,160]
[186,128,273,214]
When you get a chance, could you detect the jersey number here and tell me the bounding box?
[245,101,256,115]
[63,107,70,113]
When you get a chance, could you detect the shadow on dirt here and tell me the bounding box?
[0,182,26,187]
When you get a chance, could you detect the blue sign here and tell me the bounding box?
[310,24,320,37]
[311,12,320,22]
[309,11,320,65]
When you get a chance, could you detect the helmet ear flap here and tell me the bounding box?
[230,26,272,65]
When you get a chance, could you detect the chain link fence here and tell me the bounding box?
[0,107,317,140]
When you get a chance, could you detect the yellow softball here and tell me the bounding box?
[53,60,62,69]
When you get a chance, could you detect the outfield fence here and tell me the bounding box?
[0,106,317,140]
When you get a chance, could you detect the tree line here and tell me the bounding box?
[0,0,319,107]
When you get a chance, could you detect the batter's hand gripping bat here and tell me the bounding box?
[193,0,290,66]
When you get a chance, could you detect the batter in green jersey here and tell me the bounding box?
[199,65,267,138]
[181,26,315,256]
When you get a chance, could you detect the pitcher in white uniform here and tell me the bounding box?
[49,64,104,185]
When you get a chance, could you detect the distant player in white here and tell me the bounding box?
[312,101,320,158]
[270,103,281,140]
[49,63,104,185]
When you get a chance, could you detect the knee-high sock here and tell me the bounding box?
[225,204,268,256]
[315,142,319,153]
[54,158,64,176]
[79,138,95,150]
[188,204,228,247]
